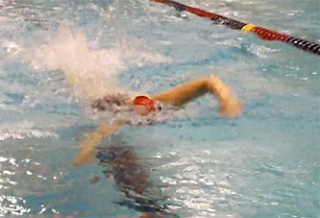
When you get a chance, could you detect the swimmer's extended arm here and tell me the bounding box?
[73,121,125,166]
[153,75,242,117]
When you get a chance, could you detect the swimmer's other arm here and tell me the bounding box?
[153,75,242,117]
[73,120,125,166]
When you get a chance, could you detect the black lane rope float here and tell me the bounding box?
[150,0,320,56]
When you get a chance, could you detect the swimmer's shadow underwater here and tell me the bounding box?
[95,138,179,218]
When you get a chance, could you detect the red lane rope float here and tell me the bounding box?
[150,0,320,56]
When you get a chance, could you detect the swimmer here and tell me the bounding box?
[73,74,242,166]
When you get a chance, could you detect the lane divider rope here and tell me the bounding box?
[150,0,320,56]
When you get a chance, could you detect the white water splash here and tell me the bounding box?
[26,26,172,101]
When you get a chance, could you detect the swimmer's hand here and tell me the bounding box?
[207,75,242,118]
[220,96,242,118]
[73,150,96,167]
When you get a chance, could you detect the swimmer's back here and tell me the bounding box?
[91,93,133,113]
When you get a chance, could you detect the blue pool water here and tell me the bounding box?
[0,0,319,217]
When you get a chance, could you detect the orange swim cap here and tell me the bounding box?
[132,96,156,112]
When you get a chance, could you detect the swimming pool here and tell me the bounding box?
[0,0,319,217]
